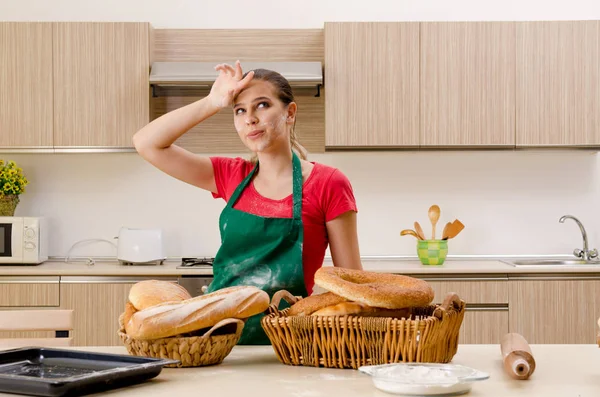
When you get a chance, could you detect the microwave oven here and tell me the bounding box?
[0,217,48,265]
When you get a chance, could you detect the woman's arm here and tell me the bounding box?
[326,211,363,270]
[132,97,221,192]
[132,61,254,193]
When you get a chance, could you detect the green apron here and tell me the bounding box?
[205,152,308,345]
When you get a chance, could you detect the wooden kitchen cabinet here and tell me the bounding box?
[0,276,60,307]
[60,279,135,346]
[0,23,54,149]
[52,22,153,149]
[460,310,509,344]
[424,278,509,305]
[509,278,600,344]
[60,276,183,346]
[0,276,60,339]
[424,278,509,344]
[420,22,516,147]
[324,22,420,147]
[517,21,600,146]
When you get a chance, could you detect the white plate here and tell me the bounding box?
[358,362,489,396]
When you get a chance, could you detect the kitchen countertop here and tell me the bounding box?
[0,344,595,396]
[2,258,600,277]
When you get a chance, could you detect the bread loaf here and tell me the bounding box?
[314,267,434,309]
[128,280,192,311]
[125,286,270,340]
[312,301,411,319]
[287,292,348,316]
[122,301,137,329]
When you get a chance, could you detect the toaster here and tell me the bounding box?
[116,227,166,266]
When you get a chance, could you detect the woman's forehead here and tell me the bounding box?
[235,80,277,104]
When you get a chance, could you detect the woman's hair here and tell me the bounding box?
[242,68,308,162]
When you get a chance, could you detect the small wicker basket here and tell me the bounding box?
[261,290,466,369]
[118,318,245,368]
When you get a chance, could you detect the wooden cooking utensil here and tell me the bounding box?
[442,219,465,240]
[414,222,426,240]
[400,229,421,239]
[441,222,452,240]
[500,333,536,380]
[428,205,441,239]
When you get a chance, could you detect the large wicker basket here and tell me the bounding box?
[118,318,244,368]
[261,290,466,369]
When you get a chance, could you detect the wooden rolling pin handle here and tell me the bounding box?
[500,333,536,380]
[507,354,531,379]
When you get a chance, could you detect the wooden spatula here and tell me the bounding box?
[441,222,453,240]
[414,222,427,240]
[442,219,465,240]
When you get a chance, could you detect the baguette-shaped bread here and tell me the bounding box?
[125,286,270,340]
[129,280,192,310]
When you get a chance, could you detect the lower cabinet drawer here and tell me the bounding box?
[0,277,60,307]
[459,309,509,344]
[423,279,509,305]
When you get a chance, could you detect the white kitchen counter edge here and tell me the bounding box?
[1,256,600,277]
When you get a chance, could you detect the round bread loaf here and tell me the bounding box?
[128,280,192,311]
[314,267,434,309]
[287,292,348,316]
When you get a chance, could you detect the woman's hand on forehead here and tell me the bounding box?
[210,60,255,109]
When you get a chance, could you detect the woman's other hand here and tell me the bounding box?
[209,60,255,109]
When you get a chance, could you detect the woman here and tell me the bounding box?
[133,61,363,344]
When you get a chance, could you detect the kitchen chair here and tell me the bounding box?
[0,309,74,349]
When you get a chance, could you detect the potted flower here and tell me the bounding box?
[0,160,29,217]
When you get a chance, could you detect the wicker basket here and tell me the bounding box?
[261,290,466,369]
[0,195,19,217]
[118,318,245,368]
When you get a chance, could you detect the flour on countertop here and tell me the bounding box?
[286,388,323,397]
[317,373,357,381]
[377,365,459,384]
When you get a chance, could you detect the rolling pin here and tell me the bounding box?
[500,333,536,380]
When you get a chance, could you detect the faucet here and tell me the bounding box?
[559,215,598,261]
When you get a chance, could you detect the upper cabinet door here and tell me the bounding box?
[0,23,53,148]
[53,23,152,149]
[420,22,516,147]
[325,22,419,148]
[517,21,600,146]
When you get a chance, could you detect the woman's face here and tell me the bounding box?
[232,80,295,154]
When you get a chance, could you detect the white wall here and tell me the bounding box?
[2,0,600,259]
[1,0,600,28]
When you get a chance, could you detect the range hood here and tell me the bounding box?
[149,61,323,97]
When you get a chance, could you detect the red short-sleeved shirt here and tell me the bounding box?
[210,157,358,294]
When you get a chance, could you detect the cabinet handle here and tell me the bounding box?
[511,275,600,281]
[418,277,509,282]
[0,276,59,283]
[465,304,509,312]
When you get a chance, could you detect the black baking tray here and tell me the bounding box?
[0,347,178,397]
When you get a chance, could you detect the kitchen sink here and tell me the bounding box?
[504,259,600,267]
